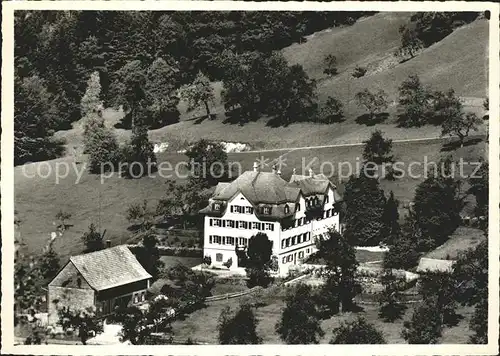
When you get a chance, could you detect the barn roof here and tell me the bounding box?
[69,245,152,291]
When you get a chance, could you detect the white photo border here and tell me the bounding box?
[2,1,499,355]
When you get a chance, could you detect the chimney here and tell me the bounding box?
[106,240,111,248]
[277,168,281,177]
[308,168,314,177]
[253,161,259,172]
[292,168,296,175]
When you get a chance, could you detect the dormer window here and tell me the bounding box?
[213,203,221,211]
[263,207,272,215]
[284,205,290,214]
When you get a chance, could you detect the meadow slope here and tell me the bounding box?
[54,13,488,153]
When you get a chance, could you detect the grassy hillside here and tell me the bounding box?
[15,136,486,259]
[54,13,488,153]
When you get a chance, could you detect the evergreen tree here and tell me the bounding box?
[84,121,121,174]
[135,232,164,281]
[39,245,61,282]
[468,160,488,218]
[330,317,386,344]
[217,304,262,344]
[413,157,462,250]
[122,120,156,178]
[80,71,103,117]
[81,223,104,253]
[245,232,273,288]
[402,300,443,344]
[145,57,181,128]
[469,297,488,344]
[313,228,360,314]
[378,269,407,322]
[275,284,324,344]
[383,209,421,270]
[381,191,400,245]
[14,73,65,165]
[419,272,459,327]
[362,130,394,164]
[343,170,387,246]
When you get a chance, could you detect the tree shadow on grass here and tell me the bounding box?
[192,114,217,125]
[355,112,389,126]
[222,107,259,126]
[440,137,483,152]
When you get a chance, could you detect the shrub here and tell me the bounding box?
[330,317,386,344]
[352,65,367,78]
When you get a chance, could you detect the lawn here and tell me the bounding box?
[424,226,486,260]
[170,283,476,344]
[14,137,486,259]
[160,256,202,270]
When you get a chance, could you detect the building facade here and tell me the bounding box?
[200,164,342,275]
[47,245,152,325]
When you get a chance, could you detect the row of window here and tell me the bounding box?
[209,218,275,231]
[209,235,249,247]
[230,205,254,214]
[281,232,311,249]
[281,248,311,264]
[282,208,338,231]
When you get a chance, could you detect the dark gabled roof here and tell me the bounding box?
[287,173,332,196]
[200,169,343,217]
[212,171,301,204]
[69,245,152,291]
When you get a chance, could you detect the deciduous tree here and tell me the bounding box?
[330,317,386,344]
[323,54,338,76]
[318,96,344,123]
[185,139,229,187]
[217,304,262,344]
[397,74,433,127]
[58,307,103,345]
[395,25,423,60]
[180,71,216,119]
[355,89,389,120]
[441,112,481,148]
[276,284,324,344]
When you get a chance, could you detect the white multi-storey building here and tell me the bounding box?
[200,163,342,275]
